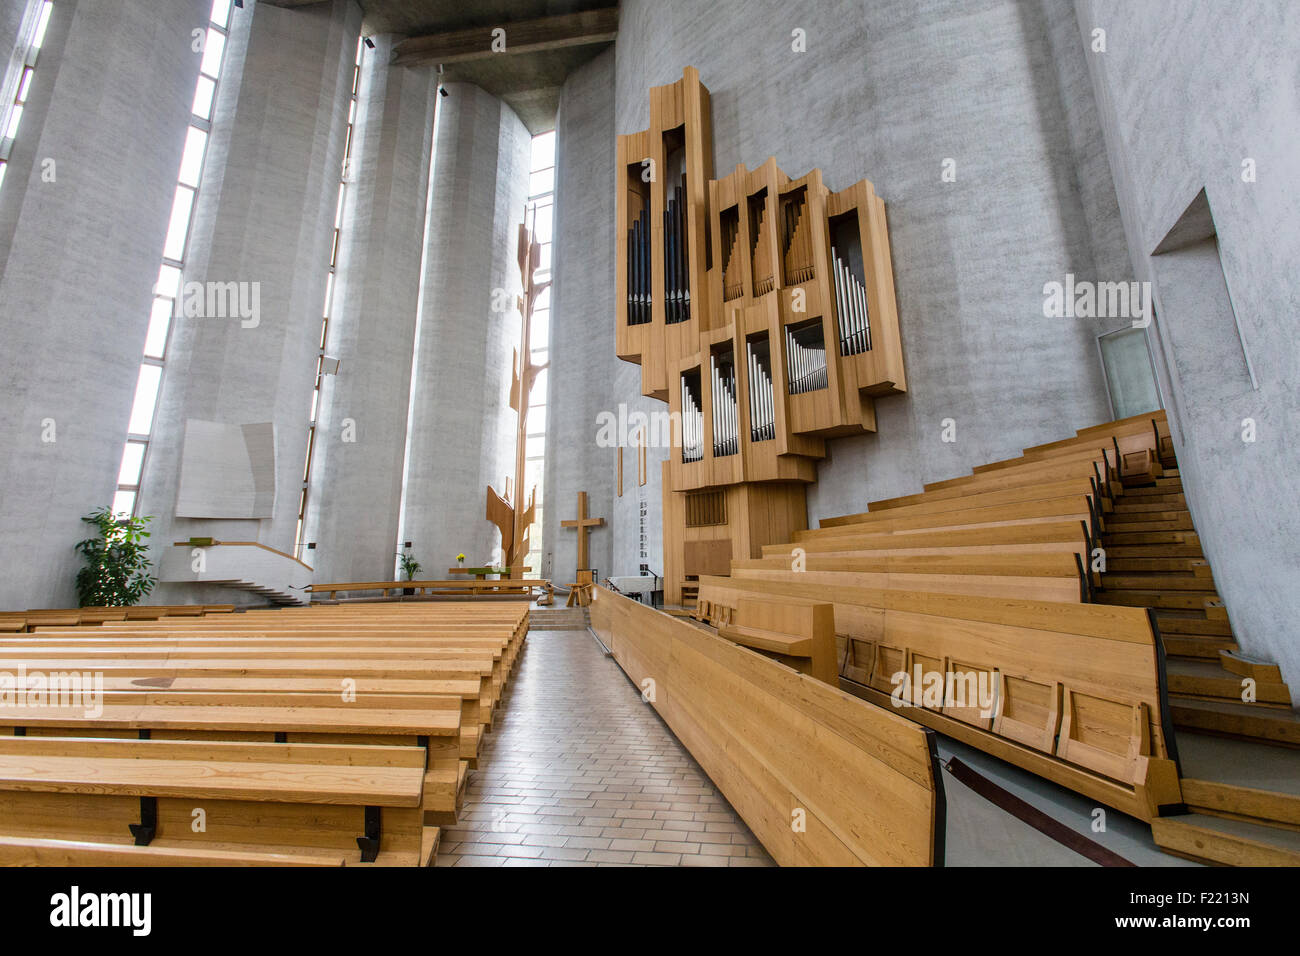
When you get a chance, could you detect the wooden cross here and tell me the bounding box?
[561,491,605,572]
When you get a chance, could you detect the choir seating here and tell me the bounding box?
[0,602,528,866]
[695,574,1183,821]
[689,408,1299,864]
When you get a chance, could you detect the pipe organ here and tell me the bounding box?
[616,68,908,604]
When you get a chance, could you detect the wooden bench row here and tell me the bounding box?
[308,579,551,602]
[0,602,530,865]
[0,605,234,633]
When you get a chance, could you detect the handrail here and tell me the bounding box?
[172,540,314,572]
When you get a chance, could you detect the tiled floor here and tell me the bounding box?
[436,628,775,867]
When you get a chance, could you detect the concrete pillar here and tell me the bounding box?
[543,49,621,582]
[137,0,362,601]
[302,35,437,582]
[399,83,530,575]
[0,0,208,610]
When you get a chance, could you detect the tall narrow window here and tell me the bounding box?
[0,1,53,195]
[293,35,364,558]
[113,0,232,518]
[523,130,555,577]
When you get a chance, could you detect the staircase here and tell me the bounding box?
[529,606,590,630]
[158,543,311,607]
[1092,459,1300,864]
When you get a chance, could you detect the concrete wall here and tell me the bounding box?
[138,0,362,602]
[399,83,530,574]
[303,34,437,583]
[544,0,1132,581]
[0,0,208,610]
[1075,0,1300,693]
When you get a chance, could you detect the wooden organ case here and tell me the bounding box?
[617,68,907,605]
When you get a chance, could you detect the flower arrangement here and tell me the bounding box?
[456,553,466,566]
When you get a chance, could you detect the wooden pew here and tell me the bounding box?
[820,475,1105,532]
[0,692,468,824]
[763,521,1092,560]
[705,593,838,684]
[0,736,436,866]
[730,552,1084,603]
[692,573,1184,821]
[0,605,234,633]
[0,836,348,866]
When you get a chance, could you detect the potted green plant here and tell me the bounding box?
[397,550,422,596]
[74,507,157,607]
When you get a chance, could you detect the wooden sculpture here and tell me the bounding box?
[486,212,549,578]
[616,67,908,604]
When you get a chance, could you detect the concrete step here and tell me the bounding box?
[529,607,590,631]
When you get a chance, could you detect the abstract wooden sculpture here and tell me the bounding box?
[616,67,908,603]
[486,212,549,578]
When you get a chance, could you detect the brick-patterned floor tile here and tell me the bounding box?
[435,630,774,868]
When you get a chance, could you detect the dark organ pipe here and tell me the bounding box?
[626,207,653,326]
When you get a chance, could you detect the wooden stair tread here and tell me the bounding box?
[1165,659,1291,704]
[1152,813,1300,866]
[1170,697,1300,747]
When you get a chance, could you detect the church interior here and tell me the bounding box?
[0,0,1296,877]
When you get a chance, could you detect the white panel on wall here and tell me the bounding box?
[175,420,277,518]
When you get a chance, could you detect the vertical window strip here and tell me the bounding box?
[0,1,53,194]
[293,34,365,558]
[524,130,555,576]
[113,0,232,519]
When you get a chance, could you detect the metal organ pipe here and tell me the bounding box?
[831,243,871,355]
